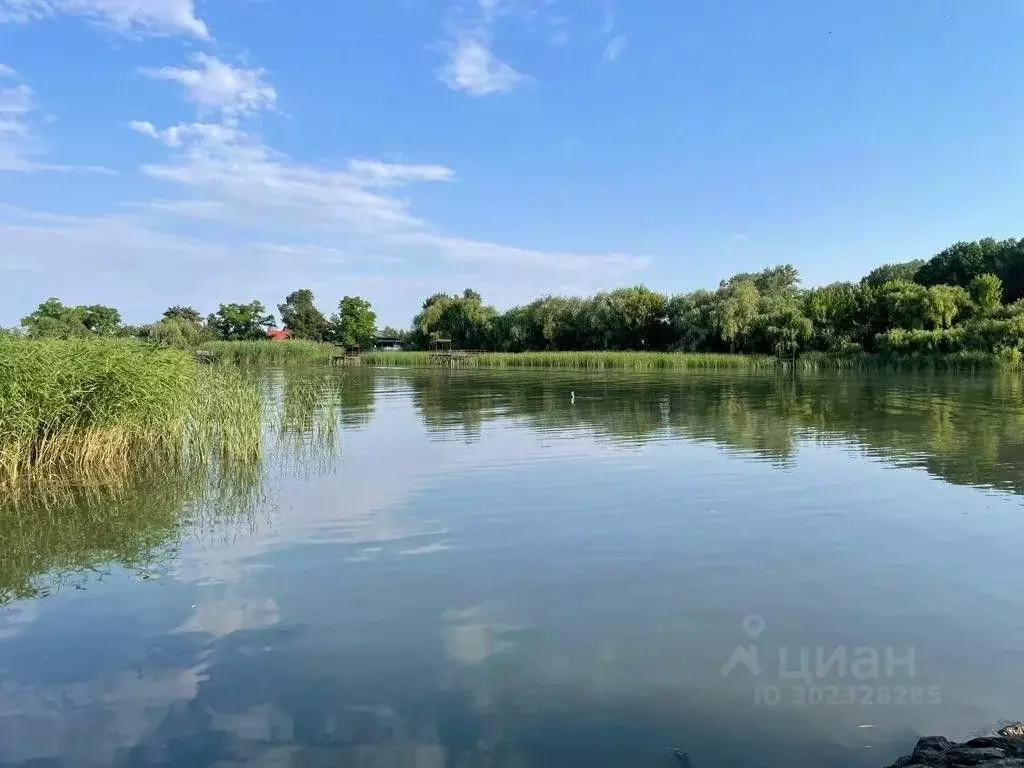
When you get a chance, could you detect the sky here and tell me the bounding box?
[2,0,1024,328]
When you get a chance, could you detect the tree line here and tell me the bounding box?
[402,238,1024,360]
[9,236,1024,360]
[12,291,388,350]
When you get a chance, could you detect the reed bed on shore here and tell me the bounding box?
[361,350,780,369]
[794,350,1017,371]
[204,339,336,365]
[200,341,1021,372]
[0,338,261,491]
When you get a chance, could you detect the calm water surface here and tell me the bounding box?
[2,368,1024,767]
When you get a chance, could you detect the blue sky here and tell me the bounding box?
[2,0,1024,327]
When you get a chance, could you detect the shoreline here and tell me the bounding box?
[200,341,1024,371]
[884,723,1024,767]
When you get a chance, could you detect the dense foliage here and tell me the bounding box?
[278,289,329,341]
[206,301,277,341]
[20,298,122,338]
[12,236,1024,360]
[391,238,1024,359]
[331,296,377,349]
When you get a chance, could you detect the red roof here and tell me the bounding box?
[267,328,293,341]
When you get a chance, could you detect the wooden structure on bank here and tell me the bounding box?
[428,339,481,367]
[330,345,363,365]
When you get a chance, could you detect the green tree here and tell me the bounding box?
[969,273,1003,315]
[589,286,669,349]
[332,296,377,348]
[20,299,121,339]
[712,279,760,351]
[876,280,931,331]
[861,260,927,288]
[763,306,813,360]
[926,284,971,329]
[804,282,864,351]
[207,301,276,341]
[666,290,715,351]
[915,239,1003,290]
[751,264,801,296]
[149,317,212,348]
[80,305,121,335]
[410,289,496,349]
[163,305,203,325]
[278,289,329,341]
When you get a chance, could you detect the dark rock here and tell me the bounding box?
[884,723,1024,767]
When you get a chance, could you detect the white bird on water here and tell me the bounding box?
[570,391,575,404]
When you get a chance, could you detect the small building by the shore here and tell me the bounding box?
[375,335,403,351]
[267,328,293,341]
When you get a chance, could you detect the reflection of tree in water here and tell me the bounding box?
[398,369,1024,494]
[404,370,501,442]
[335,368,378,428]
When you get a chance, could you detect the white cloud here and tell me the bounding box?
[129,121,451,232]
[439,34,525,96]
[436,0,539,96]
[0,63,19,78]
[347,158,454,186]
[398,232,649,274]
[142,54,276,120]
[0,0,208,37]
[0,6,647,326]
[0,78,109,172]
[0,82,32,115]
[602,34,626,62]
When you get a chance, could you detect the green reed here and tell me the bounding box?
[204,339,336,365]
[360,351,780,369]
[203,343,1023,371]
[0,338,261,491]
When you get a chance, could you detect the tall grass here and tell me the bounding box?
[361,350,780,369]
[205,339,336,365]
[202,342,1023,371]
[795,350,1019,371]
[0,338,261,491]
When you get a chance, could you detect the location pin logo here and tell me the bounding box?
[742,614,766,640]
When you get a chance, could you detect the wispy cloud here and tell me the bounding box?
[347,159,455,186]
[439,34,525,96]
[602,34,626,62]
[1,1,647,325]
[0,72,110,172]
[596,2,626,62]
[397,232,649,275]
[0,63,19,78]
[0,0,209,38]
[141,54,276,121]
[129,120,453,232]
[437,0,529,96]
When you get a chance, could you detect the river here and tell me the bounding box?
[2,367,1023,767]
